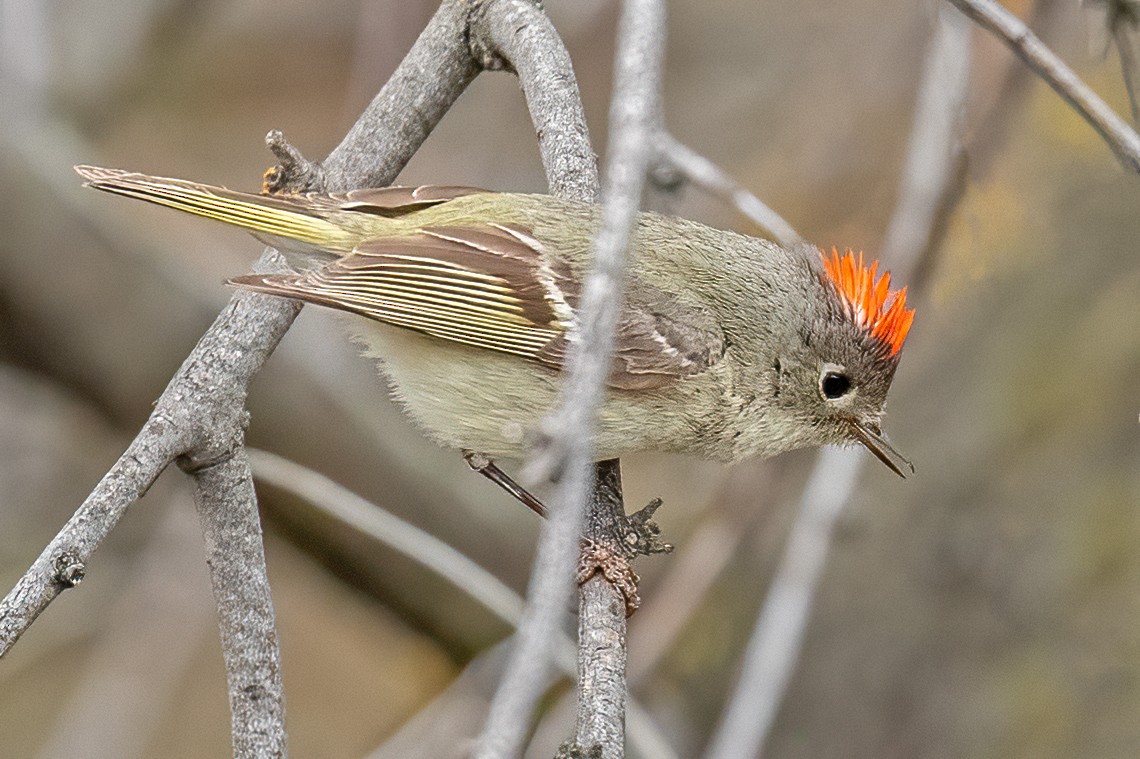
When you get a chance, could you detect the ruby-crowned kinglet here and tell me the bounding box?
[75,165,915,476]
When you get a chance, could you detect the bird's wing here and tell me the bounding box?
[230,223,724,390]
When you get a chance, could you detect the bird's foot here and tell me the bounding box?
[577,538,642,616]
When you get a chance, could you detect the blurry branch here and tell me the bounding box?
[881,9,973,264]
[35,500,212,759]
[0,277,300,756]
[912,0,1064,288]
[947,0,1140,172]
[2,0,634,756]
[250,449,677,758]
[1100,0,1140,124]
[703,10,973,759]
[652,133,804,248]
[475,0,666,756]
[248,449,525,630]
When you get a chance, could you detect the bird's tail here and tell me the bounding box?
[75,165,357,252]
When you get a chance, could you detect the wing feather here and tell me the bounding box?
[229,218,725,389]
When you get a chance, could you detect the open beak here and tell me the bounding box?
[850,422,914,478]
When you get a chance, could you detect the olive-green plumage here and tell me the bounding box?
[75,165,912,474]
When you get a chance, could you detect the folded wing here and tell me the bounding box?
[231,218,724,390]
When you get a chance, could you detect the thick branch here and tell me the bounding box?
[0,277,298,657]
[470,0,599,202]
[190,449,285,757]
[2,1,488,754]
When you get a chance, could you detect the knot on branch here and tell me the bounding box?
[555,742,603,759]
[464,0,518,72]
[577,538,639,615]
[175,414,249,475]
[263,129,326,193]
[620,497,672,557]
[53,551,86,588]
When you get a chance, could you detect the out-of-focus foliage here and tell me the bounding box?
[1,1,1138,757]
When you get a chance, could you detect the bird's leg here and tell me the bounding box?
[463,451,548,518]
[576,461,674,616]
[463,454,672,615]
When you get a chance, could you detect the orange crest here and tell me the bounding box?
[821,248,914,357]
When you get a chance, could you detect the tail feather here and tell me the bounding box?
[75,165,356,251]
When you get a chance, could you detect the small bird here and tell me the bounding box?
[76,165,914,481]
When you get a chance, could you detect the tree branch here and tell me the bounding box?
[189,449,285,757]
[475,0,665,756]
[947,0,1140,172]
[652,133,804,248]
[3,0,667,755]
[1,1,496,754]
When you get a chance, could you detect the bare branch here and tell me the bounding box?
[475,0,665,756]
[704,10,973,758]
[653,133,804,248]
[247,449,526,628]
[190,450,285,757]
[0,281,299,658]
[249,450,678,757]
[2,1,490,753]
[947,0,1140,172]
[1111,7,1140,124]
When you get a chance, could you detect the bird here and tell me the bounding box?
[75,165,915,487]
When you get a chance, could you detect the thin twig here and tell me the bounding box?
[248,449,525,628]
[1113,18,1140,125]
[653,133,804,248]
[248,450,677,758]
[947,0,1140,172]
[703,10,973,758]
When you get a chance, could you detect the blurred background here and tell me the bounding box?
[2,0,1139,756]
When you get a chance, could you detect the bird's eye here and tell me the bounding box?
[820,371,852,400]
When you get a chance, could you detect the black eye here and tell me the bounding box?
[821,371,852,399]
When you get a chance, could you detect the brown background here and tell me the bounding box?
[1,0,1138,757]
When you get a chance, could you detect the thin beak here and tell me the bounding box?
[850,422,914,478]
